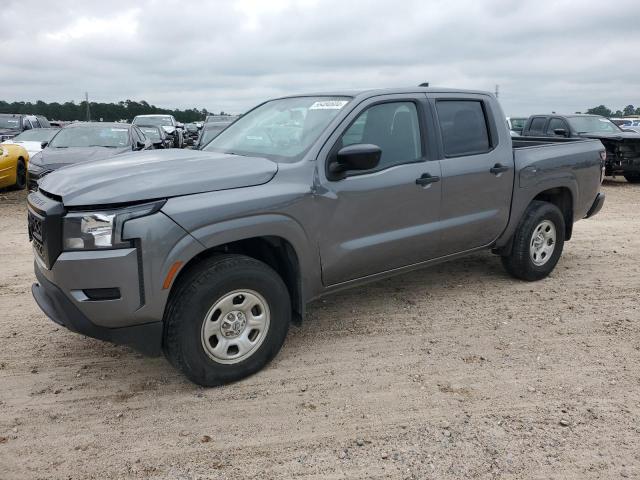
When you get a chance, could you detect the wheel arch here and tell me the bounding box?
[164,213,319,325]
[169,235,305,324]
[495,183,576,255]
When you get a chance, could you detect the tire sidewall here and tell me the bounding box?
[174,260,290,385]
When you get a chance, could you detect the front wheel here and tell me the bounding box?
[162,255,291,386]
[501,201,565,281]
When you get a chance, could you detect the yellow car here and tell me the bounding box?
[0,144,29,190]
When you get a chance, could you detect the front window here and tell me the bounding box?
[133,116,173,127]
[568,116,621,134]
[49,125,131,148]
[0,115,21,130]
[203,96,351,161]
[11,129,59,142]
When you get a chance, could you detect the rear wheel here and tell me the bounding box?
[501,201,565,281]
[162,254,291,386]
[624,173,640,184]
[11,159,26,190]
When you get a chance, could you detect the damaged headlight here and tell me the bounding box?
[62,200,165,250]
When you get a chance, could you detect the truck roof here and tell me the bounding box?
[273,86,494,100]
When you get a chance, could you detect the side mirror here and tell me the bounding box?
[553,128,568,137]
[328,144,381,180]
[41,141,49,149]
[134,140,146,150]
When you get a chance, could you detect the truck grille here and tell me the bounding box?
[28,210,46,261]
[27,192,64,269]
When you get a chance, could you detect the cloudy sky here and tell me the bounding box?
[2,0,639,115]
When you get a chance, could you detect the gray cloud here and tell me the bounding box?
[2,0,639,115]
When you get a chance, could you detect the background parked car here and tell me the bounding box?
[507,116,527,136]
[1,127,60,157]
[0,143,29,190]
[27,122,151,190]
[138,125,172,149]
[132,114,184,148]
[194,117,237,149]
[0,114,51,142]
[521,114,640,182]
[183,123,200,146]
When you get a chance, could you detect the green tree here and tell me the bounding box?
[623,105,635,116]
[585,105,612,117]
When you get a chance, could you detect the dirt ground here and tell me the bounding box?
[0,180,639,480]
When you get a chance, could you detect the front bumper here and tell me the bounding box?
[32,262,162,356]
[585,192,605,218]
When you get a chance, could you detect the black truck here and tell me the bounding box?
[521,114,640,183]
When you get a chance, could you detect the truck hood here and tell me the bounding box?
[39,149,278,207]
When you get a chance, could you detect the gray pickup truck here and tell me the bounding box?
[28,87,605,386]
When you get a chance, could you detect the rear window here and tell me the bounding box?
[528,117,547,135]
[436,100,491,156]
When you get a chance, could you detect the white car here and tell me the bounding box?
[0,127,60,157]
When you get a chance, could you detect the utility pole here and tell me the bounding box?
[495,84,499,99]
[85,92,91,121]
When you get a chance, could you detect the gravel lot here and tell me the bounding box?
[1,181,639,480]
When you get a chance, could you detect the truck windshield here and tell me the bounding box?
[49,126,131,148]
[203,96,351,161]
[568,116,621,134]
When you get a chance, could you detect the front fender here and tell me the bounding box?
[188,213,320,301]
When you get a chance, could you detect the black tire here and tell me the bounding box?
[162,254,291,386]
[501,201,565,281]
[173,131,183,149]
[10,159,26,190]
[623,173,640,184]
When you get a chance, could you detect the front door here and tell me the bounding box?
[317,96,442,286]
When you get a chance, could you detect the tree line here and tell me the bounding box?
[0,99,230,123]
[585,104,640,118]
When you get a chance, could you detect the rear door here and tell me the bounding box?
[429,94,514,256]
[317,94,442,285]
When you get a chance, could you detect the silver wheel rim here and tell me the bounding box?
[529,220,556,266]
[200,289,270,364]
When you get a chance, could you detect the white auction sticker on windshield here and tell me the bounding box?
[309,100,349,110]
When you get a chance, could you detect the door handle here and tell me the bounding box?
[490,163,509,175]
[415,173,441,186]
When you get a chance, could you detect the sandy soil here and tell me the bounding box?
[0,181,639,480]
